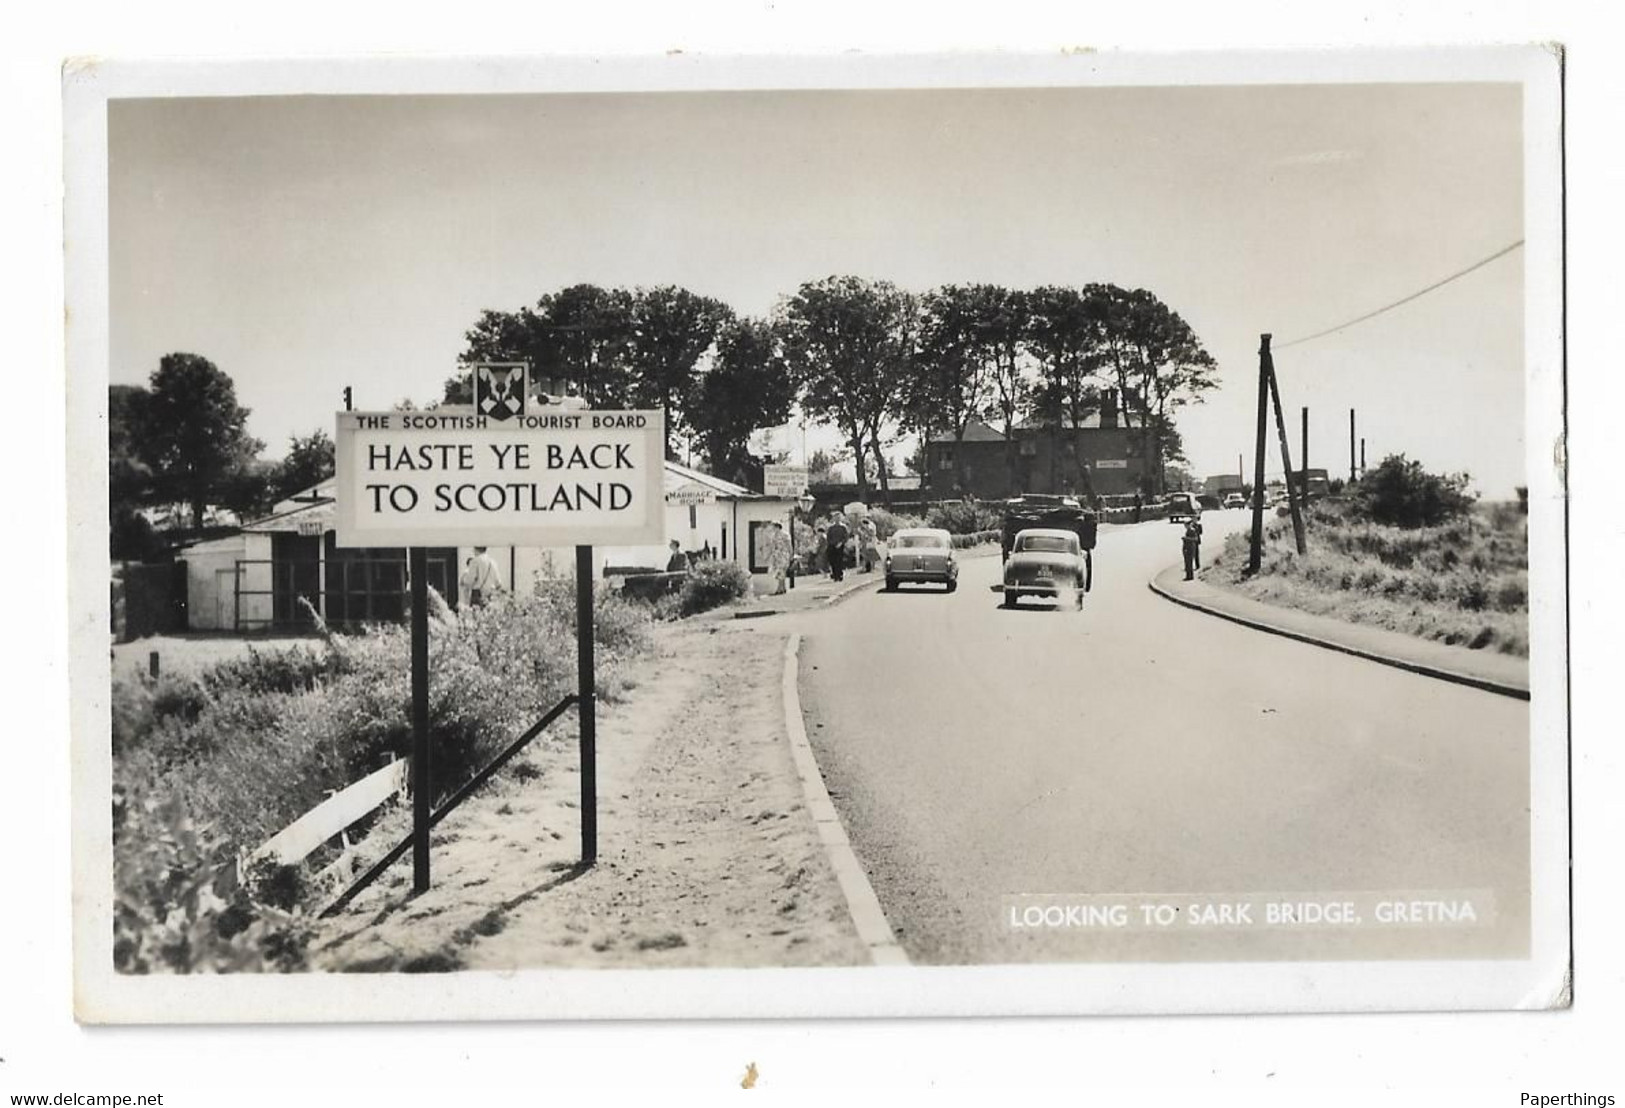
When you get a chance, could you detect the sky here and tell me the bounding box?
[109,81,1526,495]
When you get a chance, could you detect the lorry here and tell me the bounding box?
[1000,493,1098,592]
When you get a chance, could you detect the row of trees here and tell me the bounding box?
[111,354,334,558]
[454,279,1218,501]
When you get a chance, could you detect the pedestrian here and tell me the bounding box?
[765,521,791,595]
[1133,490,1144,524]
[1182,516,1204,581]
[858,517,879,573]
[460,545,501,607]
[665,539,687,573]
[824,514,851,582]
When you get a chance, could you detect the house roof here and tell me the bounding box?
[927,420,1007,445]
[663,459,760,500]
[1013,413,1107,431]
[244,497,334,534]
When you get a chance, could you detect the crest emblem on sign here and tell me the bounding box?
[474,362,528,421]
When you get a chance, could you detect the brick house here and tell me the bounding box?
[923,394,1155,499]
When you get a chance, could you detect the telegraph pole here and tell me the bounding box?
[1361,437,1367,476]
[1301,406,1309,480]
[1349,408,1359,484]
[1247,336,1271,575]
[1267,347,1308,555]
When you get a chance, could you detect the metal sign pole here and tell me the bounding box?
[576,544,598,865]
[409,546,431,893]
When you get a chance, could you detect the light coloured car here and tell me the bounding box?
[883,528,958,592]
[1223,492,1246,510]
[1002,528,1086,610]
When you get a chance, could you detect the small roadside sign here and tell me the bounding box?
[333,408,666,548]
[763,464,809,498]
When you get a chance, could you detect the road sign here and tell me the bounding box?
[763,463,809,498]
[1095,459,1129,470]
[333,409,666,547]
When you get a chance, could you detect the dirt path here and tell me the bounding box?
[315,618,866,971]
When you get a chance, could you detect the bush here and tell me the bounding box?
[678,560,752,616]
[1352,454,1476,529]
[951,529,1001,548]
[113,786,313,974]
[865,506,922,540]
[924,500,1004,535]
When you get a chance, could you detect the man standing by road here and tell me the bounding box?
[1182,516,1204,581]
[461,546,502,607]
[825,514,851,583]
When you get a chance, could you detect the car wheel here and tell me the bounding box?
[884,576,897,591]
[1001,592,1015,609]
[1074,587,1084,611]
[1084,551,1093,593]
[946,579,957,593]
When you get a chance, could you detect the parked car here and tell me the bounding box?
[884,528,958,592]
[1002,528,1087,610]
[1166,491,1202,523]
[1223,492,1246,510]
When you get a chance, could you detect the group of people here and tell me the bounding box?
[757,509,882,596]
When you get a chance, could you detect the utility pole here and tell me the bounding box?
[1267,345,1307,555]
[1361,437,1367,476]
[1301,406,1309,481]
[1349,408,1358,484]
[1247,335,1271,575]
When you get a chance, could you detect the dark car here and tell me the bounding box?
[1000,493,1096,592]
[1002,528,1087,610]
[1166,492,1202,523]
[883,528,958,592]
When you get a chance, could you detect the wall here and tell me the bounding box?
[926,428,1152,498]
[183,538,244,632]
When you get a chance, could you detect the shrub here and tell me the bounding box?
[951,529,1001,548]
[924,500,1003,535]
[1352,454,1476,529]
[203,645,329,697]
[679,560,752,616]
[866,506,922,540]
[113,786,314,974]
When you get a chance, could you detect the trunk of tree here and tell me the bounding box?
[953,418,970,496]
[848,429,869,500]
[191,494,207,532]
[874,445,892,507]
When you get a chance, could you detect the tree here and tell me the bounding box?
[777,277,917,504]
[1023,285,1105,497]
[688,317,796,479]
[1353,454,1475,528]
[626,286,735,458]
[216,462,277,523]
[806,447,846,485]
[273,429,336,502]
[108,384,153,507]
[455,285,637,407]
[1094,286,1218,495]
[136,354,263,530]
[909,285,999,494]
[976,286,1034,492]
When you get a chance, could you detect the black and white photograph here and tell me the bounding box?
[63,47,1567,1024]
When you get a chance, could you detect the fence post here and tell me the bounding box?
[576,545,598,866]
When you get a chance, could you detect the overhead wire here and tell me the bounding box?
[1275,239,1524,350]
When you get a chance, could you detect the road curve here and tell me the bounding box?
[796,513,1529,964]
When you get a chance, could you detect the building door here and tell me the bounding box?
[214,568,236,631]
[271,533,322,628]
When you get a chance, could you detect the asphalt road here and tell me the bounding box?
[797,512,1529,964]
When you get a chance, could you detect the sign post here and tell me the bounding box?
[409,546,431,893]
[576,545,597,865]
[334,407,664,889]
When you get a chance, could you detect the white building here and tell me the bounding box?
[178,461,797,631]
